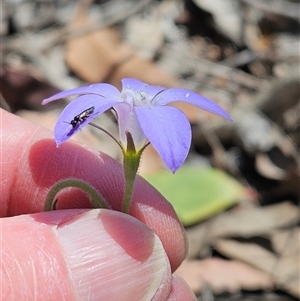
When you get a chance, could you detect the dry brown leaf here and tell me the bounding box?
[64,5,179,88]
[214,238,300,298]
[66,25,133,83]
[271,227,300,256]
[209,202,299,238]
[176,258,273,294]
[271,228,300,298]
[214,239,277,272]
[187,201,299,258]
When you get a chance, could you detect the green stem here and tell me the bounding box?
[44,178,110,211]
[121,132,149,213]
[122,151,141,213]
[82,122,150,213]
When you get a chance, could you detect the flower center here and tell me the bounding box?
[121,89,150,107]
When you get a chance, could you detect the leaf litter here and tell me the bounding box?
[1,0,299,300]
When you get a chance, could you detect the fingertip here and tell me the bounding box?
[55,209,171,300]
[168,274,197,301]
[2,209,171,300]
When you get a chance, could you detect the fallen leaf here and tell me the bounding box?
[209,202,299,238]
[271,228,300,257]
[144,167,244,226]
[66,24,133,83]
[65,6,179,88]
[186,201,299,258]
[176,258,273,294]
[214,238,300,298]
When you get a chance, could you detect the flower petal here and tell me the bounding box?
[43,83,121,104]
[113,103,147,150]
[153,88,232,120]
[135,106,191,172]
[54,95,119,146]
[121,78,166,99]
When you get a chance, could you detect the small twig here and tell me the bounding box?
[220,49,256,68]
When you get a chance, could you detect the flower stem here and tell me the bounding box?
[87,123,150,214]
[122,150,141,213]
[44,178,110,211]
[121,132,149,213]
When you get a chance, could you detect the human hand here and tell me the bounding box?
[0,109,196,301]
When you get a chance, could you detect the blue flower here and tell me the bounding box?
[43,78,232,172]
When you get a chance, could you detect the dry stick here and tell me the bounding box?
[220,49,256,68]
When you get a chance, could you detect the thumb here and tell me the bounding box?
[1,209,171,301]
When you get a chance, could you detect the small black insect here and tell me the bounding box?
[69,106,95,128]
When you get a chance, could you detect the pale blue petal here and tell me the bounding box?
[135,106,191,172]
[43,83,121,104]
[54,95,118,146]
[153,88,232,120]
[121,78,166,99]
[113,102,147,150]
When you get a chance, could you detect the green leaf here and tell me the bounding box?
[144,167,244,226]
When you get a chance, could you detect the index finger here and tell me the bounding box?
[0,109,187,271]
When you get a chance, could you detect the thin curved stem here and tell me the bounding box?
[88,122,123,150]
[44,178,110,211]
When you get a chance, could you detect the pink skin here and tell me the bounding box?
[0,109,196,301]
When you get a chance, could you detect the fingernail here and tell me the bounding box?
[56,209,170,300]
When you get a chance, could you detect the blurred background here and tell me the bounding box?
[1,0,299,300]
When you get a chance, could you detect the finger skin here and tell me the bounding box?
[167,275,197,301]
[0,109,187,271]
[1,209,172,301]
